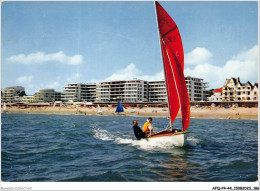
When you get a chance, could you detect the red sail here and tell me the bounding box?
[164,44,190,131]
[160,38,180,125]
[155,1,190,131]
[155,1,184,71]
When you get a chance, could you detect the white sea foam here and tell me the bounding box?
[94,128,178,152]
[186,136,200,147]
[92,128,114,141]
[115,136,181,152]
[92,126,198,152]
[114,137,133,144]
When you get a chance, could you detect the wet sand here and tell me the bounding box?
[2,105,258,120]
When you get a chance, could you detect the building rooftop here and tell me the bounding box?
[213,88,222,93]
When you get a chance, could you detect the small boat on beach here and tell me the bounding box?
[114,101,126,116]
[97,104,103,115]
[3,103,8,113]
[146,2,190,147]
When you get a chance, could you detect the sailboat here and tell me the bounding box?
[97,104,103,115]
[147,2,190,147]
[114,100,126,116]
[3,103,7,113]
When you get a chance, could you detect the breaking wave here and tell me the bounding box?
[92,127,115,141]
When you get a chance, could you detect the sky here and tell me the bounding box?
[1,1,258,95]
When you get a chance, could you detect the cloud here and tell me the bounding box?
[17,75,33,84]
[105,63,164,81]
[142,70,165,81]
[184,45,258,89]
[185,47,212,65]
[8,51,83,65]
[22,76,63,95]
[45,77,62,91]
[39,82,61,90]
[67,73,81,83]
[222,45,258,81]
[105,63,141,81]
[16,75,35,95]
[231,45,258,61]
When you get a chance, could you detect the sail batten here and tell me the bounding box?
[161,26,177,38]
[155,1,190,131]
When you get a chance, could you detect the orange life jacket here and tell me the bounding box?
[143,121,153,132]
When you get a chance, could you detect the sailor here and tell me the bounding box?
[132,120,145,140]
[143,117,154,137]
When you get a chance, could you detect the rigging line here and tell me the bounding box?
[161,26,177,38]
[163,39,183,129]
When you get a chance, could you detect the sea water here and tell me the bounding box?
[1,113,258,182]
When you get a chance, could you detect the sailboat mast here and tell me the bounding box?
[154,1,172,127]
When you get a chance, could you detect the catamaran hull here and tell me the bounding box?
[147,130,187,147]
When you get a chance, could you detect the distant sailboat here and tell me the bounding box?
[146,2,190,147]
[97,104,103,115]
[3,103,8,113]
[114,101,126,116]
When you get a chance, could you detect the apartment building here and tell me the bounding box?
[148,81,167,102]
[148,77,208,103]
[21,95,34,103]
[34,89,61,103]
[96,82,110,102]
[1,86,25,103]
[214,77,258,102]
[61,83,96,103]
[96,80,149,102]
[222,78,239,101]
[185,76,208,101]
[95,78,208,103]
[81,83,96,102]
[250,83,258,101]
[3,76,208,104]
[222,77,257,101]
[235,81,253,101]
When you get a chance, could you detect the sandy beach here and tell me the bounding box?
[2,105,258,120]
